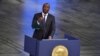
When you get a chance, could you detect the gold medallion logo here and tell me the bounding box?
[52,45,68,56]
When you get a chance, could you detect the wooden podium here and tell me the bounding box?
[24,34,80,56]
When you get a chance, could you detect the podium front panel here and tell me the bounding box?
[38,39,80,56]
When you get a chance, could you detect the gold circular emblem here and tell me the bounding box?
[52,45,68,56]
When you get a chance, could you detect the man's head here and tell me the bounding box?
[42,3,50,14]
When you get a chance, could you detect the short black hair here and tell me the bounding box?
[43,3,50,8]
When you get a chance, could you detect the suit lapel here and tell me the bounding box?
[40,12,50,28]
[45,14,50,27]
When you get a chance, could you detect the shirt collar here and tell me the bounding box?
[42,12,48,16]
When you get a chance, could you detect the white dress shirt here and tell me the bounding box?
[37,12,48,25]
[42,12,48,22]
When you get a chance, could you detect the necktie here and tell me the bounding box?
[43,14,46,23]
[43,14,46,37]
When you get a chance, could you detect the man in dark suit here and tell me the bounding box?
[30,3,55,56]
[31,3,55,40]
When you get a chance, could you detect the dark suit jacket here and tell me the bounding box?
[32,13,55,40]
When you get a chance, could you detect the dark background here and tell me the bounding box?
[0,0,100,56]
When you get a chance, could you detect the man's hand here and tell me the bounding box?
[38,16,43,22]
[49,36,52,40]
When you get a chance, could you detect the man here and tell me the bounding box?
[32,3,55,40]
[30,3,55,56]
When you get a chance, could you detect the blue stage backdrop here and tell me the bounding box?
[22,0,56,37]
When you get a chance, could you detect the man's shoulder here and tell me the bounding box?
[48,13,55,18]
[34,12,42,16]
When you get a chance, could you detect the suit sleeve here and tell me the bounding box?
[31,14,41,29]
[50,16,56,37]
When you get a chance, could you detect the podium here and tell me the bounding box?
[24,34,80,56]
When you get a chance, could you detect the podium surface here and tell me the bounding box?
[24,34,80,56]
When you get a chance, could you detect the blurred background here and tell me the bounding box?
[0,0,100,56]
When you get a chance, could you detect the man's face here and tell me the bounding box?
[42,4,50,14]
